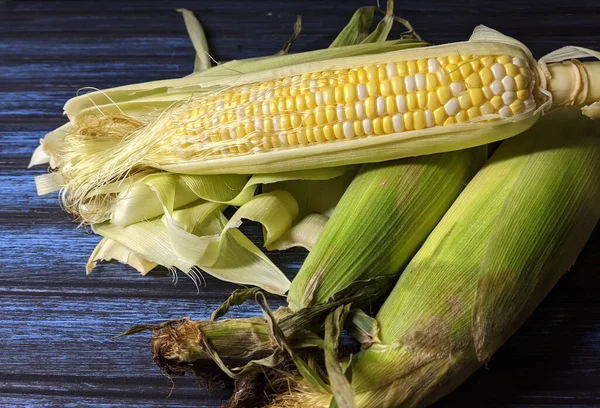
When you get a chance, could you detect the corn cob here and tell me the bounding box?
[145,145,486,376]
[33,26,599,225]
[271,108,600,408]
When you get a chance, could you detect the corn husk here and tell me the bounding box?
[276,108,600,408]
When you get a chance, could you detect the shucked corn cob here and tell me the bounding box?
[32,26,599,224]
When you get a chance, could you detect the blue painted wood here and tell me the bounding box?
[0,0,598,407]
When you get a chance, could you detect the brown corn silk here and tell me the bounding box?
[275,108,600,408]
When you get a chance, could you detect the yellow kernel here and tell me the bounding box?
[459,63,473,79]
[446,63,457,75]
[386,96,396,115]
[406,93,418,111]
[479,67,494,86]
[382,116,394,134]
[313,126,326,143]
[305,113,316,127]
[481,56,496,67]
[365,96,378,118]
[427,92,441,111]
[391,76,405,94]
[287,131,299,145]
[436,71,451,86]
[457,94,472,110]
[291,113,302,128]
[469,88,485,107]
[344,83,358,103]
[396,62,408,76]
[467,106,481,119]
[417,91,427,110]
[425,73,438,91]
[465,73,482,88]
[436,56,448,66]
[366,65,378,82]
[510,99,525,114]
[290,86,300,97]
[296,129,309,145]
[480,102,494,115]
[333,123,344,139]
[448,55,461,65]
[295,94,306,111]
[380,80,393,96]
[353,120,365,137]
[515,74,529,90]
[490,96,503,110]
[456,110,468,123]
[348,70,358,84]
[244,122,255,134]
[444,116,457,126]
[413,110,426,130]
[437,86,452,104]
[520,67,530,77]
[366,81,379,97]
[497,55,512,64]
[516,90,529,101]
[269,100,279,114]
[235,126,247,139]
[305,93,316,109]
[504,63,519,77]
[357,68,368,83]
[323,87,335,105]
[378,66,387,81]
[372,117,384,135]
[403,112,414,130]
[280,114,292,130]
[470,60,481,72]
[434,106,447,125]
[315,108,327,125]
[323,124,335,141]
[277,97,286,112]
[407,60,418,75]
[343,105,355,120]
[417,59,428,73]
[334,86,344,103]
[264,118,273,132]
[326,106,337,122]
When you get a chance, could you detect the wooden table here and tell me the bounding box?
[1,1,598,406]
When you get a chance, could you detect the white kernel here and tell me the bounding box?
[524,99,535,110]
[499,106,512,118]
[357,84,368,101]
[427,58,439,73]
[502,92,516,105]
[386,62,398,78]
[491,63,506,79]
[415,73,426,91]
[262,102,269,116]
[343,121,355,139]
[250,90,258,101]
[336,104,346,121]
[212,115,219,127]
[363,118,374,135]
[316,91,324,106]
[376,96,386,116]
[355,101,366,119]
[228,128,236,139]
[404,75,416,92]
[273,116,281,131]
[513,56,527,68]
[278,133,288,146]
[482,86,493,99]
[392,113,404,132]
[236,106,245,120]
[425,109,434,127]
[254,118,263,130]
[491,80,504,95]
[395,95,407,113]
[444,98,460,116]
[309,80,318,92]
[292,75,301,83]
[449,82,465,96]
[265,90,274,99]
[216,100,224,110]
[502,76,516,92]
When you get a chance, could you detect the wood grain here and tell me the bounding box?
[0,0,598,406]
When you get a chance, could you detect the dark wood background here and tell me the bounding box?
[1,0,598,406]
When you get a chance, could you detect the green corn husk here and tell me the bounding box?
[273,108,600,408]
[141,145,486,378]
